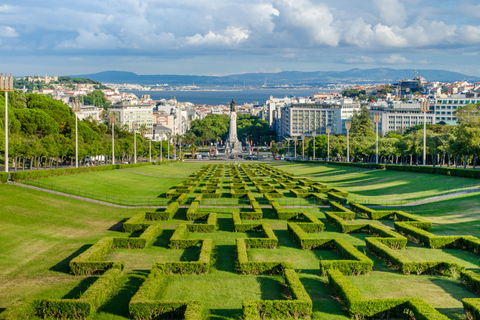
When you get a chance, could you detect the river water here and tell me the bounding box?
[121,88,332,105]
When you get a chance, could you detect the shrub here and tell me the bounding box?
[146,201,179,220]
[156,239,213,275]
[0,172,8,183]
[123,212,150,233]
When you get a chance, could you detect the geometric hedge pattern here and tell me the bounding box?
[2,163,480,320]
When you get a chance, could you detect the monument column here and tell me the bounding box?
[227,99,243,154]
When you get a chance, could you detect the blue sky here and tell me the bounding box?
[1,0,480,77]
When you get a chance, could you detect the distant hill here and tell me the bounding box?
[69,68,480,87]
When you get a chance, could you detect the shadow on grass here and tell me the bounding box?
[180,246,201,262]
[300,276,349,318]
[217,217,234,232]
[108,218,127,232]
[63,276,98,299]
[49,244,91,274]
[152,230,175,248]
[257,276,286,300]
[209,308,242,320]
[214,245,236,273]
[97,270,148,318]
[173,208,187,220]
[275,230,298,249]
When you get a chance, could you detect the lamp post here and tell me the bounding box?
[326,127,331,161]
[345,121,351,162]
[110,112,116,165]
[149,129,152,162]
[1,73,13,173]
[421,99,429,166]
[132,122,138,164]
[285,138,292,157]
[374,113,381,164]
[72,100,81,168]
[312,131,317,160]
[293,136,297,158]
[301,134,305,160]
[179,137,182,161]
[166,132,171,161]
[160,137,163,162]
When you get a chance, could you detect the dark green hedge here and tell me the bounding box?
[0,172,8,183]
[10,162,155,181]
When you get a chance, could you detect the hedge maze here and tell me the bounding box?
[3,162,480,320]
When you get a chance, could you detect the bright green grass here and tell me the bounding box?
[3,162,480,320]
[269,162,480,205]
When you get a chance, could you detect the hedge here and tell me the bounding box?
[146,201,179,220]
[325,161,386,170]
[0,172,8,183]
[463,298,480,320]
[129,268,203,320]
[10,161,154,181]
[156,239,213,275]
[287,223,372,275]
[461,270,480,294]
[327,191,348,204]
[236,238,292,275]
[123,212,150,233]
[233,212,262,232]
[187,213,217,233]
[327,269,450,320]
[169,224,203,249]
[70,237,125,275]
[0,268,124,320]
[242,268,312,319]
[366,237,464,276]
[243,223,278,249]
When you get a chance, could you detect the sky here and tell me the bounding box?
[1,0,480,77]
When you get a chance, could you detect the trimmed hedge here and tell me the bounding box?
[243,223,278,249]
[327,269,450,320]
[123,212,150,233]
[156,239,213,275]
[70,237,125,275]
[366,237,464,276]
[0,172,8,183]
[287,223,372,275]
[242,268,312,319]
[187,213,217,233]
[327,191,348,204]
[236,238,292,275]
[10,162,154,181]
[129,268,203,320]
[146,201,179,220]
[463,298,480,320]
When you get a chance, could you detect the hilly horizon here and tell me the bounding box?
[69,68,480,87]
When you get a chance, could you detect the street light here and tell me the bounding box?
[311,131,317,160]
[374,113,381,164]
[421,99,429,166]
[179,137,183,161]
[326,127,331,161]
[132,122,138,164]
[160,137,163,162]
[293,136,297,158]
[285,138,292,157]
[1,73,13,173]
[148,129,152,162]
[345,121,351,162]
[166,132,171,161]
[110,112,116,165]
[72,100,81,168]
[301,134,305,160]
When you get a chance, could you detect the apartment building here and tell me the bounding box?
[110,102,154,137]
[434,93,480,124]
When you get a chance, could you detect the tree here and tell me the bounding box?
[271,141,278,157]
[350,107,375,139]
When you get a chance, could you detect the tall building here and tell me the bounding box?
[369,100,434,135]
[110,102,154,137]
[279,99,361,138]
[434,93,480,125]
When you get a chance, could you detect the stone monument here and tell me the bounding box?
[226,99,243,154]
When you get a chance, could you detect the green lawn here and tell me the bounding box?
[270,162,480,205]
[2,161,480,320]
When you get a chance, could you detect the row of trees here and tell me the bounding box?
[184,113,276,145]
[0,91,172,170]
[274,103,480,167]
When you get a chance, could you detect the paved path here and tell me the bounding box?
[8,182,166,209]
[9,181,480,210]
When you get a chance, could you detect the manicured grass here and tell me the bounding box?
[2,161,480,320]
[270,162,480,205]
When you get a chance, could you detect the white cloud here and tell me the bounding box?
[55,30,118,50]
[380,54,410,64]
[0,26,18,37]
[273,0,340,46]
[184,26,250,47]
[344,56,375,64]
[372,0,407,27]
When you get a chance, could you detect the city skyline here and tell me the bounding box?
[1,0,480,77]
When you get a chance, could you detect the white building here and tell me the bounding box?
[110,102,154,137]
[434,93,480,125]
[279,99,361,138]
